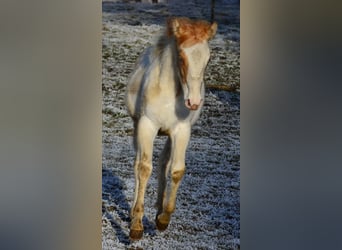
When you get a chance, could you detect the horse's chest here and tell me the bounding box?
[144,96,201,131]
[146,99,178,123]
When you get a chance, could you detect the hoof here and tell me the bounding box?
[155,216,169,231]
[129,229,143,240]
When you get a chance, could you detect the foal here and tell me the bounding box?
[126,17,217,240]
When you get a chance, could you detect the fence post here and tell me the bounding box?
[211,0,215,23]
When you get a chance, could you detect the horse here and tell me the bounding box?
[125,17,217,240]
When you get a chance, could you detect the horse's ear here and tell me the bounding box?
[167,17,180,37]
[209,22,218,39]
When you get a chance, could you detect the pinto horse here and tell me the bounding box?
[126,17,217,240]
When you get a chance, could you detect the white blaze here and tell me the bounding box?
[182,42,210,109]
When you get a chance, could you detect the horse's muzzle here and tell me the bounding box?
[185,99,200,110]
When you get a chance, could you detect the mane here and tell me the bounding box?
[155,34,172,57]
[154,33,183,85]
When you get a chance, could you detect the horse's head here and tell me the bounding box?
[167,17,217,110]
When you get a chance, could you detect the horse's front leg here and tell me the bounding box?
[156,122,190,231]
[130,116,158,240]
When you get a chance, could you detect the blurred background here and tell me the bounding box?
[1,0,342,249]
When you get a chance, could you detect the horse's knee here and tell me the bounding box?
[139,163,151,179]
[171,169,185,184]
[138,153,152,179]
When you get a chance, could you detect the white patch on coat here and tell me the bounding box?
[182,42,210,107]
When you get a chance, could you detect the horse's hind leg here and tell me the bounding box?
[130,116,158,240]
[156,123,190,231]
[156,137,171,223]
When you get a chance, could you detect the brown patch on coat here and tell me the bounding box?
[167,17,217,84]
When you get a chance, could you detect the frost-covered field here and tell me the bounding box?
[102,1,240,249]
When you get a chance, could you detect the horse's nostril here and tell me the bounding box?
[185,99,200,110]
[191,104,199,110]
[185,99,192,109]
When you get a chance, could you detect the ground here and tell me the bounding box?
[102,0,240,249]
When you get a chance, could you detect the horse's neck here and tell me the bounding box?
[157,40,181,89]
